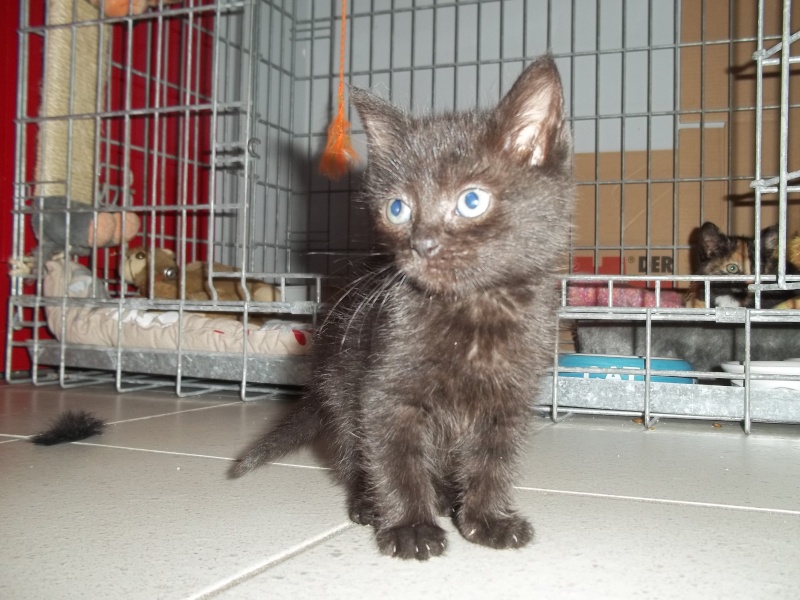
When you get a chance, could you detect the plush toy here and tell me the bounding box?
[88,0,183,17]
[122,246,279,305]
[33,196,140,258]
[122,246,181,299]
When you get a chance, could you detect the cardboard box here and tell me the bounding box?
[572,0,800,281]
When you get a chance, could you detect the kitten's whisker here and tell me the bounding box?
[339,265,395,347]
[364,270,406,344]
[323,263,393,335]
[343,267,402,346]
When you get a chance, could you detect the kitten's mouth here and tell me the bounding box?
[401,253,471,296]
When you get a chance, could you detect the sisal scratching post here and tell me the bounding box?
[36,0,109,204]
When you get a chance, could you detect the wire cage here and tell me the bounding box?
[5,0,799,424]
[7,0,325,398]
[555,0,800,431]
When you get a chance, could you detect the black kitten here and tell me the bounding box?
[230,56,574,560]
[693,221,795,308]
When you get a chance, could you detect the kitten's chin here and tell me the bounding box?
[410,279,464,298]
[402,263,484,298]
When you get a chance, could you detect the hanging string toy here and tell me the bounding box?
[319,0,359,179]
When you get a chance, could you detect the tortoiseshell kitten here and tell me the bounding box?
[693,221,796,308]
[230,56,574,560]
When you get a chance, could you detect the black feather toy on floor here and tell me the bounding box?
[30,410,107,445]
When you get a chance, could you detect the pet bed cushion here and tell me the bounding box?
[43,259,310,355]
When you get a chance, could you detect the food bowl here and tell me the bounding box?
[558,353,695,384]
[720,361,800,390]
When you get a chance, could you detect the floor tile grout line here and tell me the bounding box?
[68,441,332,470]
[184,522,354,600]
[2,402,241,446]
[105,402,243,425]
[71,442,241,461]
[517,486,800,517]
[3,431,331,470]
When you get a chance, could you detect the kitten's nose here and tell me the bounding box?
[411,237,441,258]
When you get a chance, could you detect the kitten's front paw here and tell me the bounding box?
[348,497,380,526]
[376,523,447,560]
[456,513,533,549]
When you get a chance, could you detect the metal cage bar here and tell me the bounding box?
[5,0,799,424]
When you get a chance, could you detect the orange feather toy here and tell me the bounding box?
[319,0,359,179]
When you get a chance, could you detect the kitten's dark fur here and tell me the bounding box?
[230,56,574,560]
[694,221,796,308]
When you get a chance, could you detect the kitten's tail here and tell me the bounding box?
[30,410,106,445]
[228,399,322,479]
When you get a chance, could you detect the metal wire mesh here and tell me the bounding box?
[5,0,799,424]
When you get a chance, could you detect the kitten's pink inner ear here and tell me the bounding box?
[511,123,544,165]
[503,80,563,167]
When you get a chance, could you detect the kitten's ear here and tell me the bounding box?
[760,224,779,254]
[350,87,407,152]
[699,221,724,259]
[495,55,566,166]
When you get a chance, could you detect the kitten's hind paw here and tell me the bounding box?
[456,513,533,549]
[376,523,447,560]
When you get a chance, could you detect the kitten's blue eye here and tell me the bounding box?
[386,198,412,225]
[456,188,491,218]
[726,263,740,274]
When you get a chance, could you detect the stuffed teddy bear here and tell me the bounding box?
[88,0,183,17]
[121,246,182,299]
[122,246,279,305]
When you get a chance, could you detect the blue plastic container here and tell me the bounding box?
[558,353,695,384]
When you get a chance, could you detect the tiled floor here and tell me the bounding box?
[2,381,799,599]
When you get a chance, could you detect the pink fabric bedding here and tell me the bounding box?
[567,283,685,308]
